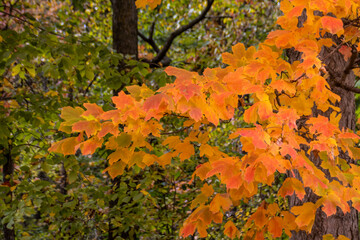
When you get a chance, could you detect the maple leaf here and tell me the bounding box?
[321,16,343,35]
[60,106,84,123]
[268,216,283,238]
[209,194,232,213]
[112,92,135,109]
[180,222,196,238]
[135,0,161,9]
[291,202,317,231]
[97,122,120,138]
[72,120,100,137]
[82,103,104,118]
[226,173,243,189]
[236,125,271,149]
[103,161,126,178]
[278,177,305,200]
[48,135,83,156]
[76,137,103,155]
[339,45,352,61]
[224,221,240,239]
[250,206,267,228]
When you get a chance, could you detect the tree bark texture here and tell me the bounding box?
[287,11,359,240]
[111,0,138,57]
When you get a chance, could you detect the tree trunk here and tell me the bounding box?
[111,0,138,57]
[2,146,15,240]
[287,11,359,240]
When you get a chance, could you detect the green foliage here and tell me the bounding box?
[0,0,279,239]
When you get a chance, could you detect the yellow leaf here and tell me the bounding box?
[291,202,317,231]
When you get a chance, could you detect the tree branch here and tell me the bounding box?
[138,31,160,52]
[151,0,214,64]
[83,73,99,97]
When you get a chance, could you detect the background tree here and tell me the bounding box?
[0,0,280,239]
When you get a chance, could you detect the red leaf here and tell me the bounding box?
[339,45,352,61]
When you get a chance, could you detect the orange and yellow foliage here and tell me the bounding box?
[50,0,360,239]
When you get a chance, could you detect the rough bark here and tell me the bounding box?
[111,0,138,57]
[287,10,359,240]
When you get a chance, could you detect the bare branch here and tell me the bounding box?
[138,31,160,52]
[151,0,214,64]
[83,73,99,97]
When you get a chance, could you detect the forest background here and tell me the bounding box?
[3,0,360,240]
[0,0,279,239]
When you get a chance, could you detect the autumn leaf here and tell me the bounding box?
[224,221,239,239]
[135,0,161,9]
[60,106,84,123]
[268,216,283,238]
[49,136,82,156]
[76,137,103,155]
[103,161,126,178]
[250,206,267,228]
[82,103,104,118]
[72,120,100,137]
[209,194,232,213]
[321,16,343,35]
[291,202,317,231]
[278,178,306,200]
[339,45,352,61]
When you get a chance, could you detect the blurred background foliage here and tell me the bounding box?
[0,0,280,239]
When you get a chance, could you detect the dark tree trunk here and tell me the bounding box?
[111,0,138,57]
[2,146,15,240]
[287,11,359,240]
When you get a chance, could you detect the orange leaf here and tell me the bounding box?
[250,206,267,228]
[83,103,104,118]
[193,162,212,180]
[201,183,214,197]
[98,122,120,138]
[72,120,100,137]
[224,221,239,239]
[268,217,283,238]
[238,125,270,149]
[103,161,126,178]
[209,194,232,213]
[189,108,202,121]
[180,222,196,238]
[244,165,256,183]
[112,92,134,109]
[135,0,161,9]
[226,173,243,189]
[76,137,103,155]
[48,136,82,156]
[321,16,343,34]
[278,178,305,200]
